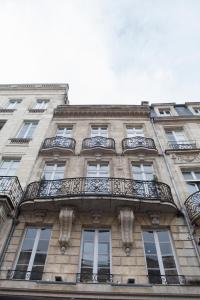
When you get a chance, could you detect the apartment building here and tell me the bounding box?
[0,85,199,299]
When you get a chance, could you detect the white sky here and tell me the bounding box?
[0,0,200,105]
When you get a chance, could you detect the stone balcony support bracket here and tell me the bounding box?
[118,208,135,256]
[59,207,75,254]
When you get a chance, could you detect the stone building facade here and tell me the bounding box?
[0,85,199,299]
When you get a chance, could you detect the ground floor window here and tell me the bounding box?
[143,229,179,284]
[80,229,111,283]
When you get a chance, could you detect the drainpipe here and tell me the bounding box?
[150,117,200,266]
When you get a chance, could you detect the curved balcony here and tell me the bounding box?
[185,191,200,225]
[21,177,177,213]
[122,137,158,154]
[0,176,23,211]
[40,137,76,155]
[81,136,115,154]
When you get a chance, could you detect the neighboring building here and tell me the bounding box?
[0,87,199,299]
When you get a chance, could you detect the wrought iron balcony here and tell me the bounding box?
[2,269,200,286]
[122,137,158,154]
[40,136,76,154]
[0,176,23,209]
[22,177,176,212]
[168,140,197,151]
[185,191,200,225]
[82,136,115,153]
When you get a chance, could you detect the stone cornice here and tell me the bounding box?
[54,105,150,118]
[152,116,200,122]
[0,83,69,91]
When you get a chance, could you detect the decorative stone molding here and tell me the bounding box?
[171,152,200,164]
[149,213,160,226]
[118,208,134,256]
[59,207,75,254]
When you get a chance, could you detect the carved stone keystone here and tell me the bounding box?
[59,207,75,254]
[118,208,134,256]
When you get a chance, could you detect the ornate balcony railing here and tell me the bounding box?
[82,136,115,152]
[2,269,200,286]
[41,136,76,152]
[185,191,200,224]
[168,140,197,150]
[23,177,174,205]
[122,137,157,153]
[0,176,23,208]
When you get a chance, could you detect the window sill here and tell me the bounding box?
[28,109,46,113]
[0,109,16,113]
[9,138,32,144]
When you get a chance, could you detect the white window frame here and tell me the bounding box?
[16,121,38,139]
[42,163,65,180]
[91,126,108,138]
[192,107,200,115]
[126,126,144,138]
[0,158,20,176]
[87,162,109,177]
[165,129,187,143]
[56,126,72,138]
[132,163,154,181]
[182,170,200,194]
[13,227,51,280]
[7,99,21,109]
[142,229,180,285]
[79,229,112,282]
[34,100,49,110]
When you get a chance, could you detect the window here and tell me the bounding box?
[165,129,193,150]
[132,163,154,181]
[40,163,65,196]
[182,170,200,194]
[56,126,72,138]
[158,109,171,116]
[16,121,38,139]
[0,159,20,176]
[192,107,200,115]
[43,163,65,180]
[126,126,144,138]
[143,230,179,284]
[91,126,108,138]
[13,227,51,280]
[34,100,49,110]
[7,100,21,109]
[80,229,111,282]
[86,162,109,193]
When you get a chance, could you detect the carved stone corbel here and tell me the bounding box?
[118,208,134,256]
[149,213,160,227]
[59,207,75,254]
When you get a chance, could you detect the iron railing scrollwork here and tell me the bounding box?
[168,140,197,150]
[82,136,115,151]
[122,137,157,152]
[23,177,174,205]
[76,272,113,283]
[185,191,200,223]
[0,176,23,207]
[41,136,76,151]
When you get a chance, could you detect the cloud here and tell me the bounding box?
[0,0,200,104]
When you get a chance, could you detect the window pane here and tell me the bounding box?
[99,231,109,242]
[83,230,95,241]
[30,266,44,280]
[143,231,154,242]
[182,172,193,180]
[163,256,176,269]
[25,228,37,239]
[144,242,157,255]
[148,269,162,284]
[98,243,109,254]
[40,228,51,240]
[160,243,172,255]
[33,253,47,265]
[22,239,35,251]
[157,231,170,243]
[37,240,49,252]
[13,265,28,279]
[83,242,94,253]
[17,252,31,265]
[146,255,159,268]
